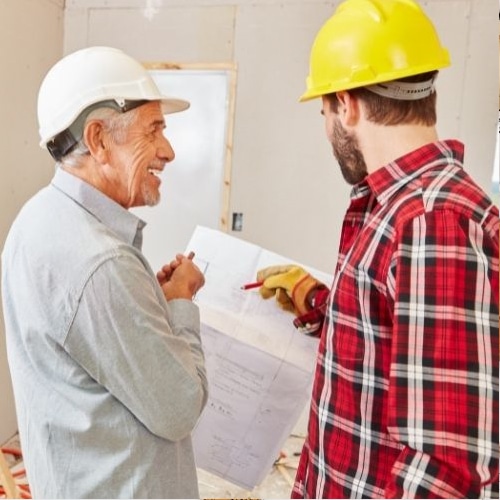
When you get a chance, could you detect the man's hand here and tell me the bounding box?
[157,253,204,301]
[257,265,323,316]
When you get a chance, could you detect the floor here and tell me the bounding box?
[0,434,28,499]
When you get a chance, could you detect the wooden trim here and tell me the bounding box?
[145,62,235,71]
[0,450,19,499]
[221,64,237,232]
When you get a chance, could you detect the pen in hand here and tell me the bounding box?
[240,281,264,290]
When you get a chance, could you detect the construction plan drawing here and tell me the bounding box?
[186,226,332,490]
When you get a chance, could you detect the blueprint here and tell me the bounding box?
[186,226,332,489]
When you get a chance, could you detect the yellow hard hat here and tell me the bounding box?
[300,0,450,102]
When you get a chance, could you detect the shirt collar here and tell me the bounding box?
[51,168,146,250]
[354,140,465,205]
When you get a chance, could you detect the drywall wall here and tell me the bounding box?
[0,0,64,443]
[64,0,498,274]
[0,0,497,442]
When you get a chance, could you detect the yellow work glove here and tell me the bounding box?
[256,265,321,316]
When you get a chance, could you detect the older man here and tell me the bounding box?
[2,46,207,498]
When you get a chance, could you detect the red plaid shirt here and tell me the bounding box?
[292,140,499,498]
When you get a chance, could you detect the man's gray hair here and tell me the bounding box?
[58,106,139,168]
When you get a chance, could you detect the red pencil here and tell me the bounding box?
[240,281,264,290]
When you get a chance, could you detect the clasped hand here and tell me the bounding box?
[157,253,205,301]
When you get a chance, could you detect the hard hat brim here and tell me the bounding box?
[160,97,190,115]
[39,97,191,148]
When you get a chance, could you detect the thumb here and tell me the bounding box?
[263,266,307,293]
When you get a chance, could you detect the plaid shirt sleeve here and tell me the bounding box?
[293,286,330,336]
[385,209,499,498]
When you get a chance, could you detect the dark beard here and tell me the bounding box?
[331,118,368,185]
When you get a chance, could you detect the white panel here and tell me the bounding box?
[493,114,500,206]
[422,1,469,139]
[63,0,499,273]
[87,5,235,62]
[459,0,498,194]
[231,2,343,274]
[422,1,497,195]
[67,0,345,6]
[63,7,90,54]
[131,70,230,272]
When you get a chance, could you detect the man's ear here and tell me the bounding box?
[83,120,108,163]
[336,91,360,127]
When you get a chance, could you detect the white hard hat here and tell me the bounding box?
[37,46,190,158]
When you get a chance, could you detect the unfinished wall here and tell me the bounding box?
[0,0,498,441]
[63,0,498,275]
[0,0,64,443]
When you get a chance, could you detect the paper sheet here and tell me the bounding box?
[186,226,332,489]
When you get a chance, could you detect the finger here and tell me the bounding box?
[159,263,172,273]
[259,286,275,299]
[157,265,171,278]
[263,273,291,291]
[257,264,294,282]
[157,265,174,283]
[275,288,295,312]
[169,258,182,270]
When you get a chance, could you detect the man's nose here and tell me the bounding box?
[159,135,175,162]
